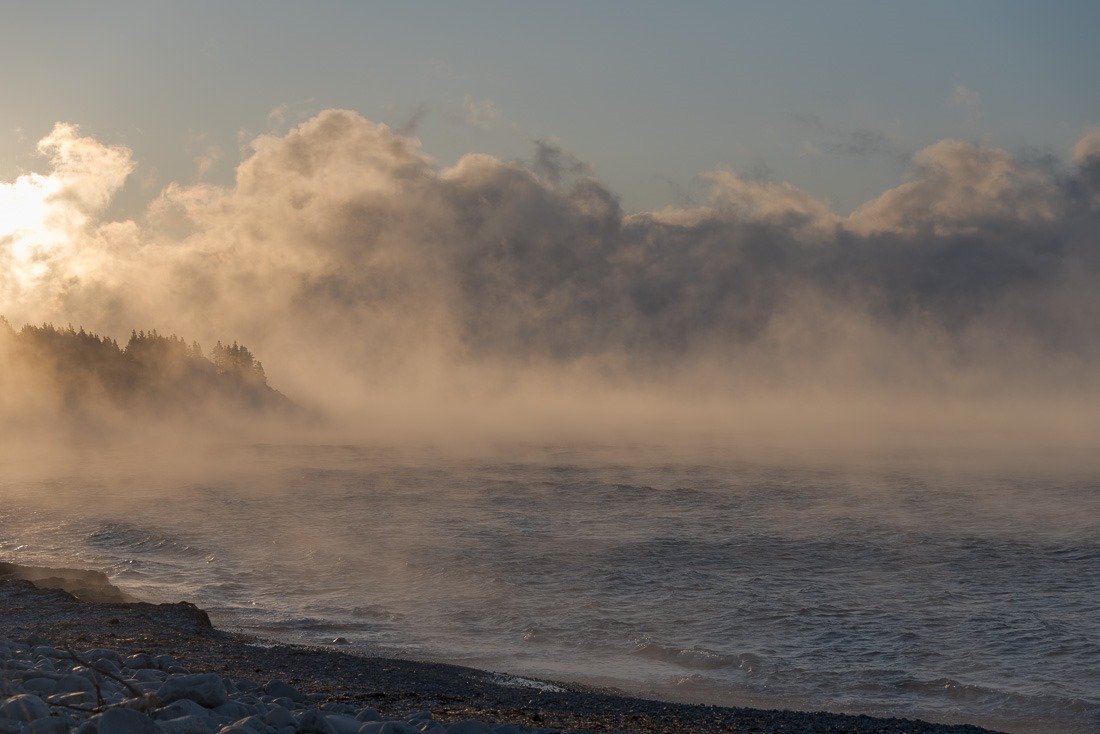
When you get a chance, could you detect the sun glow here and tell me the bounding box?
[1,124,134,304]
[0,172,70,291]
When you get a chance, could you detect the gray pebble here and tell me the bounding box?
[261,681,302,704]
[82,650,121,664]
[324,714,362,734]
[269,697,298,711]
[158,674,230,709]
[263,707,295,730]
[90,659,120,677]
[0,693,50,722]
[353,709,382,723]
[123,654,157,670]
[55,674,96,696]
[213,702,254,720]
[225,714,270,733]
[91,708,159,734]
[443,722,495,734]
[297,710,337,734]
[21,716,72,734]
[154,656,180,671]
[157,715,220,734]
[155,698,215,721]
[357,723,420,734]
[45,691,96,707]
[30,649,66,661]
[20,679,58,695]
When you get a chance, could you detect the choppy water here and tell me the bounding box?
[2,443,1098,734]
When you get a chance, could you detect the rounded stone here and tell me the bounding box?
[83,649,122,664]
[46,691,97,706]
[154,698,211,721]
[123,654,158,670]
[0,694,50,722]
[155,714,219,734]
[443,721,495,734]
[297,709,337,734]
[323,713,362,734]
[21,716,72,734]
[358,723,420,734]
[354,708,383,722]
[20,678,58,695]
[157,673,229,709]
[226,714,269,733]
[96,707,159,734]
[263,705,295,729]
[56,673,97,695]
[262,680,303,703]
[154,655,180,671]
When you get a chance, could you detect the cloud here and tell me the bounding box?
[4,111,1100,423]
[949,83,980,110]
[1072,127,1100,165]
[846,139,1061,235]
[463,94,500,130]
[822,129,906,161]
[949,83,982,129]
[1072,128,1100,208]
[790,111,906,161]
[195,147,221,178]
[268,104,290,125]
[0,123,134,309]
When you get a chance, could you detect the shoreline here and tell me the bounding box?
[0,567,1005,734]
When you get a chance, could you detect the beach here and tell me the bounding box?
[0,568,1003,734]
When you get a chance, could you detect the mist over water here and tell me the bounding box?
[2,114,1100,733]
[2,112,1100,418]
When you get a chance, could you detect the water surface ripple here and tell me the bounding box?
[2,445,1097,734]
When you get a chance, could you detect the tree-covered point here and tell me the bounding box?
[0,318,292,419]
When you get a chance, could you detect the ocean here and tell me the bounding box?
[2,443,1097,734]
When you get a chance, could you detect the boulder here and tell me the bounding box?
[0,694,50,722]
[157,673,229,708]
[262,680,303,703]
[297,709,336,734]
[93,707,160,734]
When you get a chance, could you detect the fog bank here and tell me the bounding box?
[3,113,1100,449]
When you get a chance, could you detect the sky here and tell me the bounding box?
[2,2,1100,443]
[3,1,1099,217]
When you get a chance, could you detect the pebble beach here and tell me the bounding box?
[0,566,1004,734]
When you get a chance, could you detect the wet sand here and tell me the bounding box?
[0,570,1003,734]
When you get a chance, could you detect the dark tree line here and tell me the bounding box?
[0,318,288,419]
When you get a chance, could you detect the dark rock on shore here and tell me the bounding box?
[0,563,135,604]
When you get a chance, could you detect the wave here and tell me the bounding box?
[85,521,211,561]
[889,677,1100,734]
[632,638,763,672]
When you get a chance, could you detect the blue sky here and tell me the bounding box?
[3,1,1099,217]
